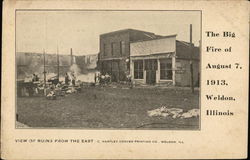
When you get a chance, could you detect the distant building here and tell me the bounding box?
[98,29,163,82]
[130,35,200,86]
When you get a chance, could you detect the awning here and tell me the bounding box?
[130,52,174,60]
[98,57,125,61]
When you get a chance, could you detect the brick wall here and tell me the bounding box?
[175,59,199,87]
[99,32,130,59]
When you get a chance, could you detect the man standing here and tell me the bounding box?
[65,73,69,85]
[71,72,76,86]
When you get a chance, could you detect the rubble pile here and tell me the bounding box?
[17,73,82,99]
[44,81,82,100]
[147,106,199,119]
[16,121,30,128]
[181,109,199,118]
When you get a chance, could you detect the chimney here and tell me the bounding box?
[70,48,73,65]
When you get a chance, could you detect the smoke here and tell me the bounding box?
[69,64,81,76]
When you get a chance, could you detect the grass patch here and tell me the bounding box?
[17,86,200,129]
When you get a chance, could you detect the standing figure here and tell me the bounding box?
[71,72,76,86]
[96,73,100,85]
[32,74,37,82]
[94,73,97,84]
[65,73,69,85]
[105,73,111,85]
[126,73,133,89]
[35,74,39,81]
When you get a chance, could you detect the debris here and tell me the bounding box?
[46,91,56,100]
[147,106,183,118]
[18,72,83,99]
[75,86,82,92]
[148,106,199,119]
[66,89,73,94]
[181,109,199,118]
[16,121,30,128]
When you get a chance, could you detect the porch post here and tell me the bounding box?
[143,59,146,84]
[172,53,176,86]
[130,58,134,80]
[156,58,160,83]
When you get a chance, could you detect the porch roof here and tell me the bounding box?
[130,52,174,60]
[98,57,125,61]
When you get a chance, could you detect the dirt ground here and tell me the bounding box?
[16,86,200,129]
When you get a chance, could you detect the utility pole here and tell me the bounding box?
[43,49,46,96]
[57,46,60,82]
[199,40,201,87]
[70,48,73,65]
[190,24,194,94]
[43,13,47,96]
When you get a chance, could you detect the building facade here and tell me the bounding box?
[130,35,200,86]
[98,29,162,82]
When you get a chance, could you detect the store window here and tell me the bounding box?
[160,59,172,80]
[134,60,143,79]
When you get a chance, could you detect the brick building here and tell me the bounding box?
[98,28,200,86]
[98,29,163,82]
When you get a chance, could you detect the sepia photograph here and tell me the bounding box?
[2,1,248,159]
[16,10,201,129]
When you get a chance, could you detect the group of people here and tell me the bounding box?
[94,72,133,88]
[94,73,111,85]
[32,73,39,82]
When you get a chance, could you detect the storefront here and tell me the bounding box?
[130,35,200,86]
[130,53,175,85]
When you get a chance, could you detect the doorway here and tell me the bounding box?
[145,59,157,84]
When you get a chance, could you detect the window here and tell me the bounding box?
[111,42,115,55]
[160,59,172,80]
[103,44,107,56]
[134,60,143,79]
[120,41,125,55]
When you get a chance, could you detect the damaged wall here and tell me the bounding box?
[16,52,97,79]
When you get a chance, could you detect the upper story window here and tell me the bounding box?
[120,41,125,55]
[111,42,115,56]
[103,44,107,56]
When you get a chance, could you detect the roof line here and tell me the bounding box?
[176,40,197,47]
[130,34,177,43]
[130,52,174,57]
[143,33,155,39]
[100,28,155,36]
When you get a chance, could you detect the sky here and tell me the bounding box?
[16,11,201,55]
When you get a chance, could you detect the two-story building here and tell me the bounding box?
[98,28,200,86]
[98,29,162,82]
